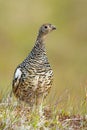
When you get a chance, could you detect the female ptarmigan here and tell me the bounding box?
[12,23,56,106]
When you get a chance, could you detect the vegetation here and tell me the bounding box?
[0,92,87,130]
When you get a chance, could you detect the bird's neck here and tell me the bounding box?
[28,33,47,60]
[35,40,45,50]
[34,34,46,52]
[36,32,46,42]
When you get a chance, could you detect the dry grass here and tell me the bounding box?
[0,93,87,130]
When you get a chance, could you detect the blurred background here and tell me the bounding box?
[0,0,87,110]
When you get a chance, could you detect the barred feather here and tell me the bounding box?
[12,23,56,106]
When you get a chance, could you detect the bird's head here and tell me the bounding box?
[37,23,56,41]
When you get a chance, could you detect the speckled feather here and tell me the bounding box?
[12,23,56,106]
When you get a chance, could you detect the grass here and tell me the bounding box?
[0,92,87,130]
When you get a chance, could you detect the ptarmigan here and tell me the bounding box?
[12,23,56,106]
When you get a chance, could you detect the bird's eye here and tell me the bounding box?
[44,26,48,29]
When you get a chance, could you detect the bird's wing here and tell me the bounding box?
[12,67,22,93]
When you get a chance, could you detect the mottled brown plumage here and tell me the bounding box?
[12,23,56,106]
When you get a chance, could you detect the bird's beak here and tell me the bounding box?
[51,25,56,30]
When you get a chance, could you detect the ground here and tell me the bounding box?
[0,93,87,130]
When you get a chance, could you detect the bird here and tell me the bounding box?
[12,23,56,106]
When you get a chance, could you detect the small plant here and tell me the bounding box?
[0,93,87,130]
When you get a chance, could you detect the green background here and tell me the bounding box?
[0,0,87,108]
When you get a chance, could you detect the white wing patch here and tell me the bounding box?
[15,68,22,79]
[14,68,22,87]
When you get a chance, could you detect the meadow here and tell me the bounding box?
[0,0,87,129]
